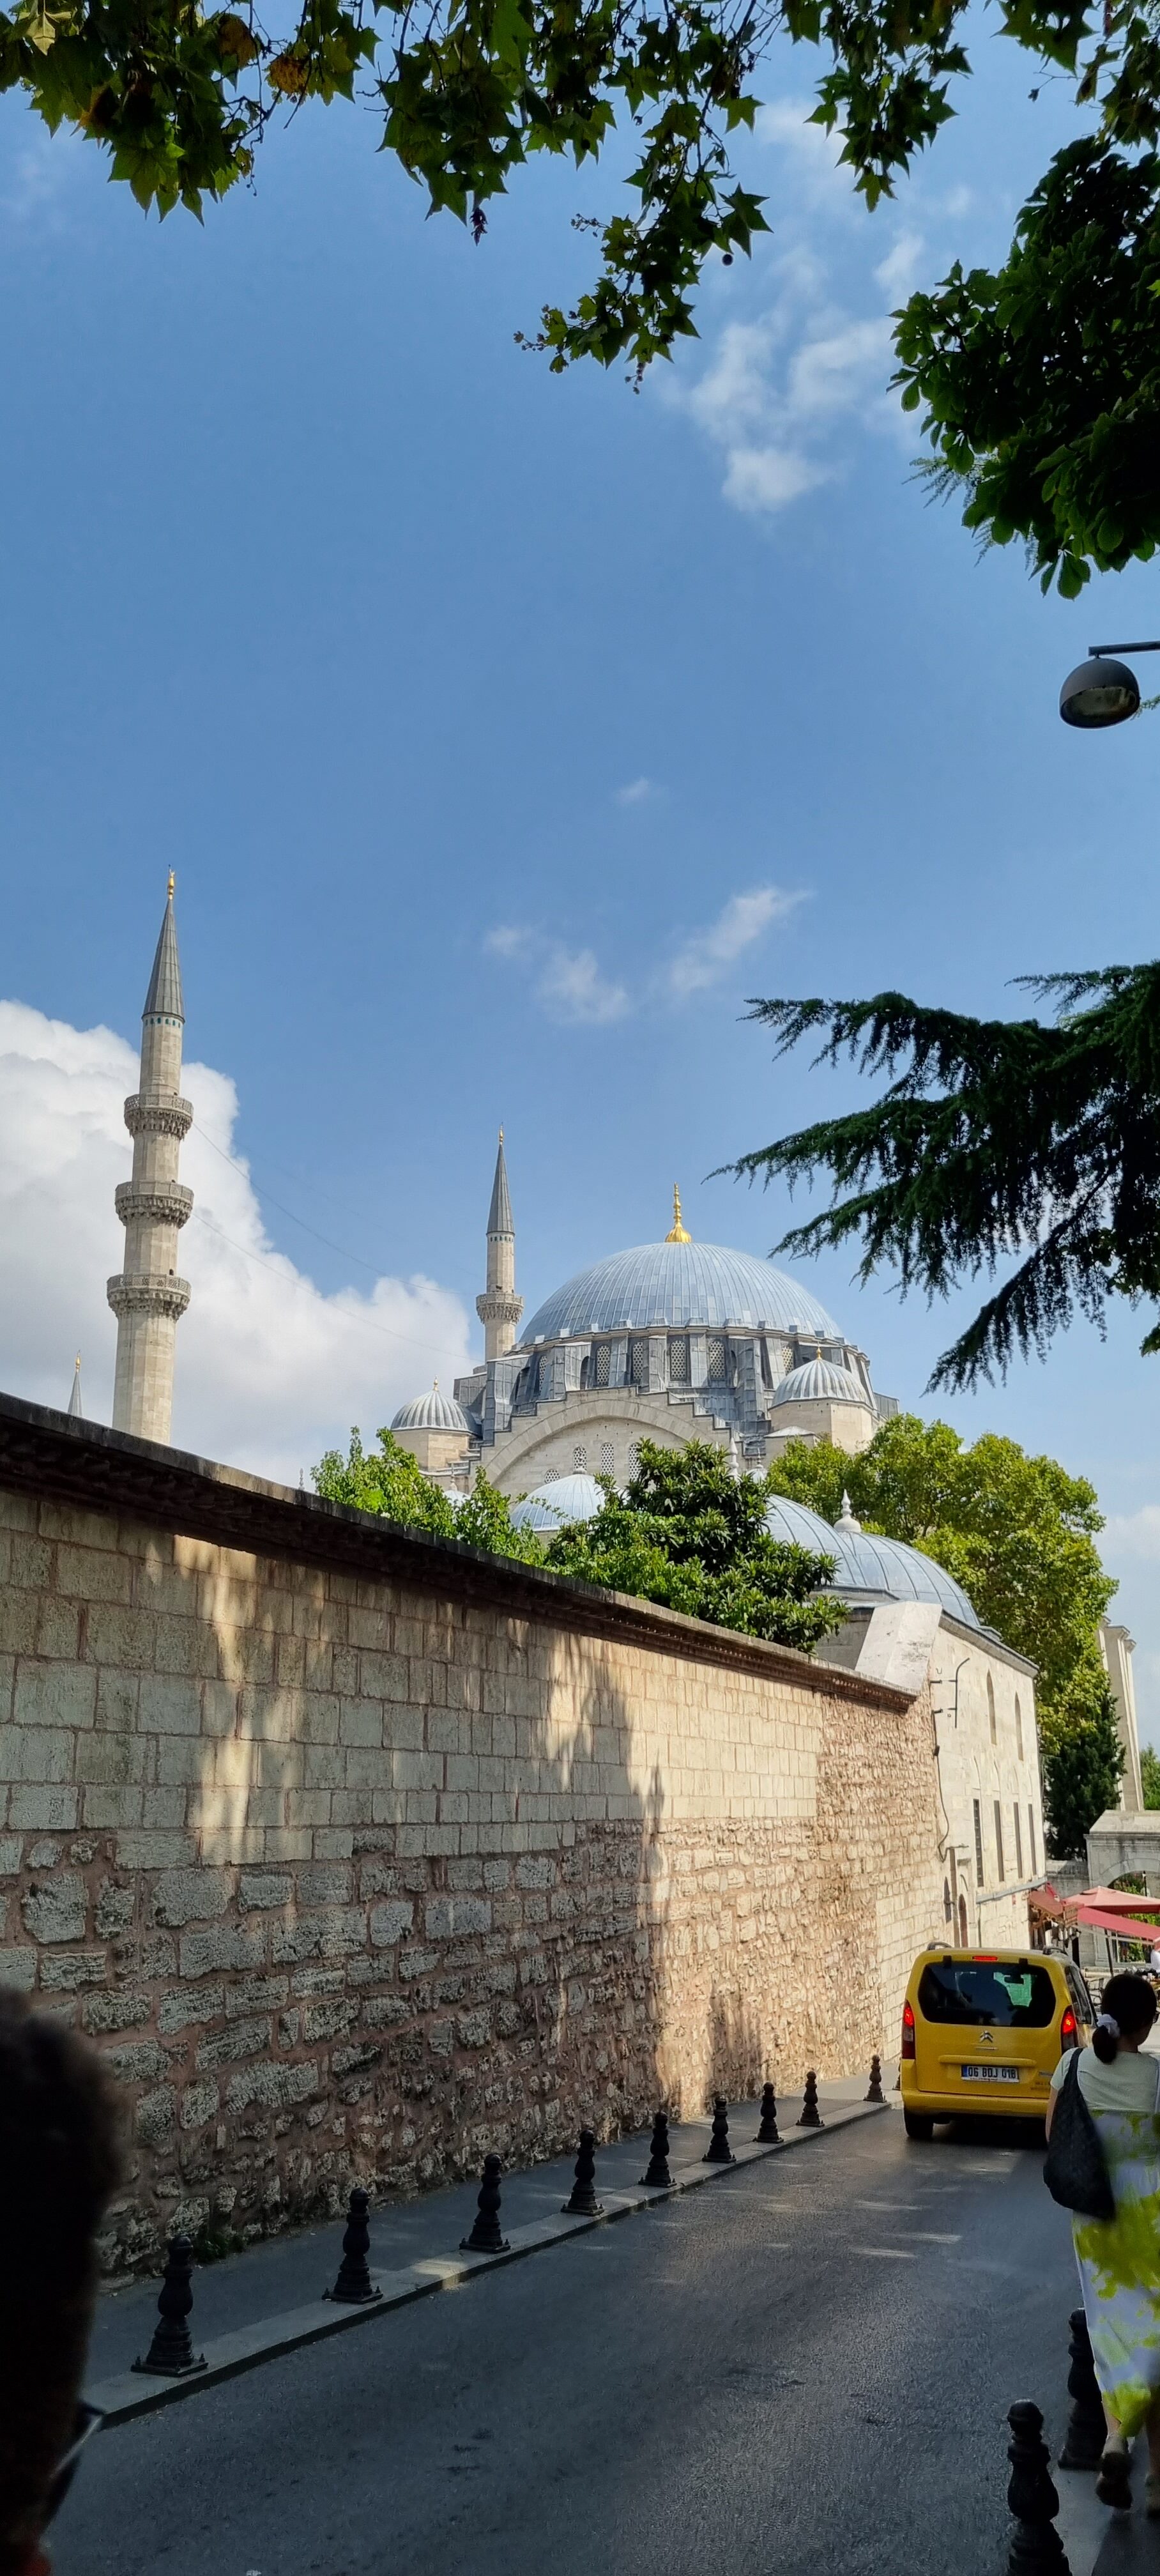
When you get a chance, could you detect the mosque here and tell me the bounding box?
[79,886,1140,1913]
[390,1134,900,1505]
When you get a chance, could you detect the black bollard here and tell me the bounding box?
[755,2083,781,2145]
[562,2130,603,2216]
[797,2071,823,2129]
[326,2186,381,2304]
[1004,2401,1072,2573]
[703,2096,735,2165]
[865,2053,885,2104]
[461,2152,510,2255]
[640,2112,672,2188]
[132,2234,207,2377]
[1058,2310,1104,2471]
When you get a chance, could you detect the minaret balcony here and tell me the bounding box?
[476,1290,524,1328]
[123,1091,194,1141]
[114,1181,194,1230]
[107,1273,192,1322]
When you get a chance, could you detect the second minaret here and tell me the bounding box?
[476,1128,523,1361]
[107,876,193,1443]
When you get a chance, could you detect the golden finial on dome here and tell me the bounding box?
[498,1125,504,1142]
[666,1185,692,1244]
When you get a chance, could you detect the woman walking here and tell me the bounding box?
[1048,1972,1160,2512]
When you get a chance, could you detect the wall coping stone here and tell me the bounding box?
[0,1390,910,1708]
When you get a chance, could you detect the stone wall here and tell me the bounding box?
[0,1393,943,2271]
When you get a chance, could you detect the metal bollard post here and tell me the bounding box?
[755,2083,781,2144]
[865,2054,885,2104]
[1004,2401,1072,2573]
[703,2097,735,2165]
[797,2071,823,2129]
[640,2112,672,2188]
[1058,2310,1104,2471]
[326,2187,382,2304]
[132,2234,207,2378]
[562,2130,602,2216]
[461,2153,510,2255]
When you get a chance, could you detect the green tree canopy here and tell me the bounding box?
[544,1436,845,1648]
[312,1427,542,1561]
[1141,1745,1160,1809]
[13,0,1160,575]
[768,1413,1119,1855]
[726,964,1160,1395]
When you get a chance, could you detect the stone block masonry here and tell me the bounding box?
[0,1393,944,2271]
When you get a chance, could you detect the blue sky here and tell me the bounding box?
[2,28,1159,1738]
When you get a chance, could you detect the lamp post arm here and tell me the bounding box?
[1088,641,1160,655]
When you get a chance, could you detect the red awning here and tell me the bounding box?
[1073,1906,1160,1941]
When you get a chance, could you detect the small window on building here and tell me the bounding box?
[1015,1693,1024,1763]
[973,1798,984,1889]
[706,1335,727,1380]
[629,1336,649,1386]
[1028,1805,1037,1876]
[987,1673,996,1748]
[1013,1804,1023,1878]
[627,1442,640,1477]
[993,1799,1005,1882]
[572,1446,587,1472]
[599,1441,614,1475]
[544,1468,561,1482]
[668,1335,689,1384]
[595,1344,611,1388]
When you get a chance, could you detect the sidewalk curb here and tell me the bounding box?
[86,2099,889,2428]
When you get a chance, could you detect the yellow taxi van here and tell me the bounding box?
[899,1945,1094,2138]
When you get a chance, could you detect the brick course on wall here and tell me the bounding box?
[0,1395,943,2270]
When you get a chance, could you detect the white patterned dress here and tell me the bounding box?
[1051,2043,1160,2437]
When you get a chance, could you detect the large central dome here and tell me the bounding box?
[520,1241,839,1344]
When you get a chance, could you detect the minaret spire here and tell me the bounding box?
[67,1356,83,1420]
[107,876,193,1443]
[476,1127,523,1362]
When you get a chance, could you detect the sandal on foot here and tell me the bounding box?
[1097,2444,1133,2511]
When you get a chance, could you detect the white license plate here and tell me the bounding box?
[961,2064,1019,2083]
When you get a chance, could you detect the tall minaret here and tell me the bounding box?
[107,876,193,1443]
[475,1128,523,1361]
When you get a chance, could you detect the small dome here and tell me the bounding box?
[763,1496,839,1556]
[392,1382,469,1435]
[510,1472,604,1535]
[521,1241,839,1344]
[827,1521,982,1629]
[773,1357,871,1409]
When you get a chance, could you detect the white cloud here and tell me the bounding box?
[722,445,830,514]
[484,924,530,959]
[1,119,83,226]
[874,231,925,300]
[0,1000,473,1487]
[616,777,656,806]
[665,886,804,998]
[1104,1506,1160,1564]
[754,100,855,208]
[671,248,903,519]
[537,945,631,1025]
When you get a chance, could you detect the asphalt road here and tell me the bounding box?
[54,2112,1079,2576]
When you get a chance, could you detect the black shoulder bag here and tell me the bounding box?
[1043,2050,1115,2222]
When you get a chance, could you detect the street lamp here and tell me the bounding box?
[1059,640,1160,728]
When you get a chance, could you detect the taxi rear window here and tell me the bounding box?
[917,1960,1058,2028]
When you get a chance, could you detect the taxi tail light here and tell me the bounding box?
[1060,2006,1078,2049]
[901,1998,916,2061]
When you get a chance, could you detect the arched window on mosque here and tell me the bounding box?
[987,1672,996,1747]
[599,1441,614,1475]
[668,1335,689,1383]
[573,1446,587,1471]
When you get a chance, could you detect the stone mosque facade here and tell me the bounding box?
[390,1137,899,1503]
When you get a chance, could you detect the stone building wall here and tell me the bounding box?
[0,1394,943,2272]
